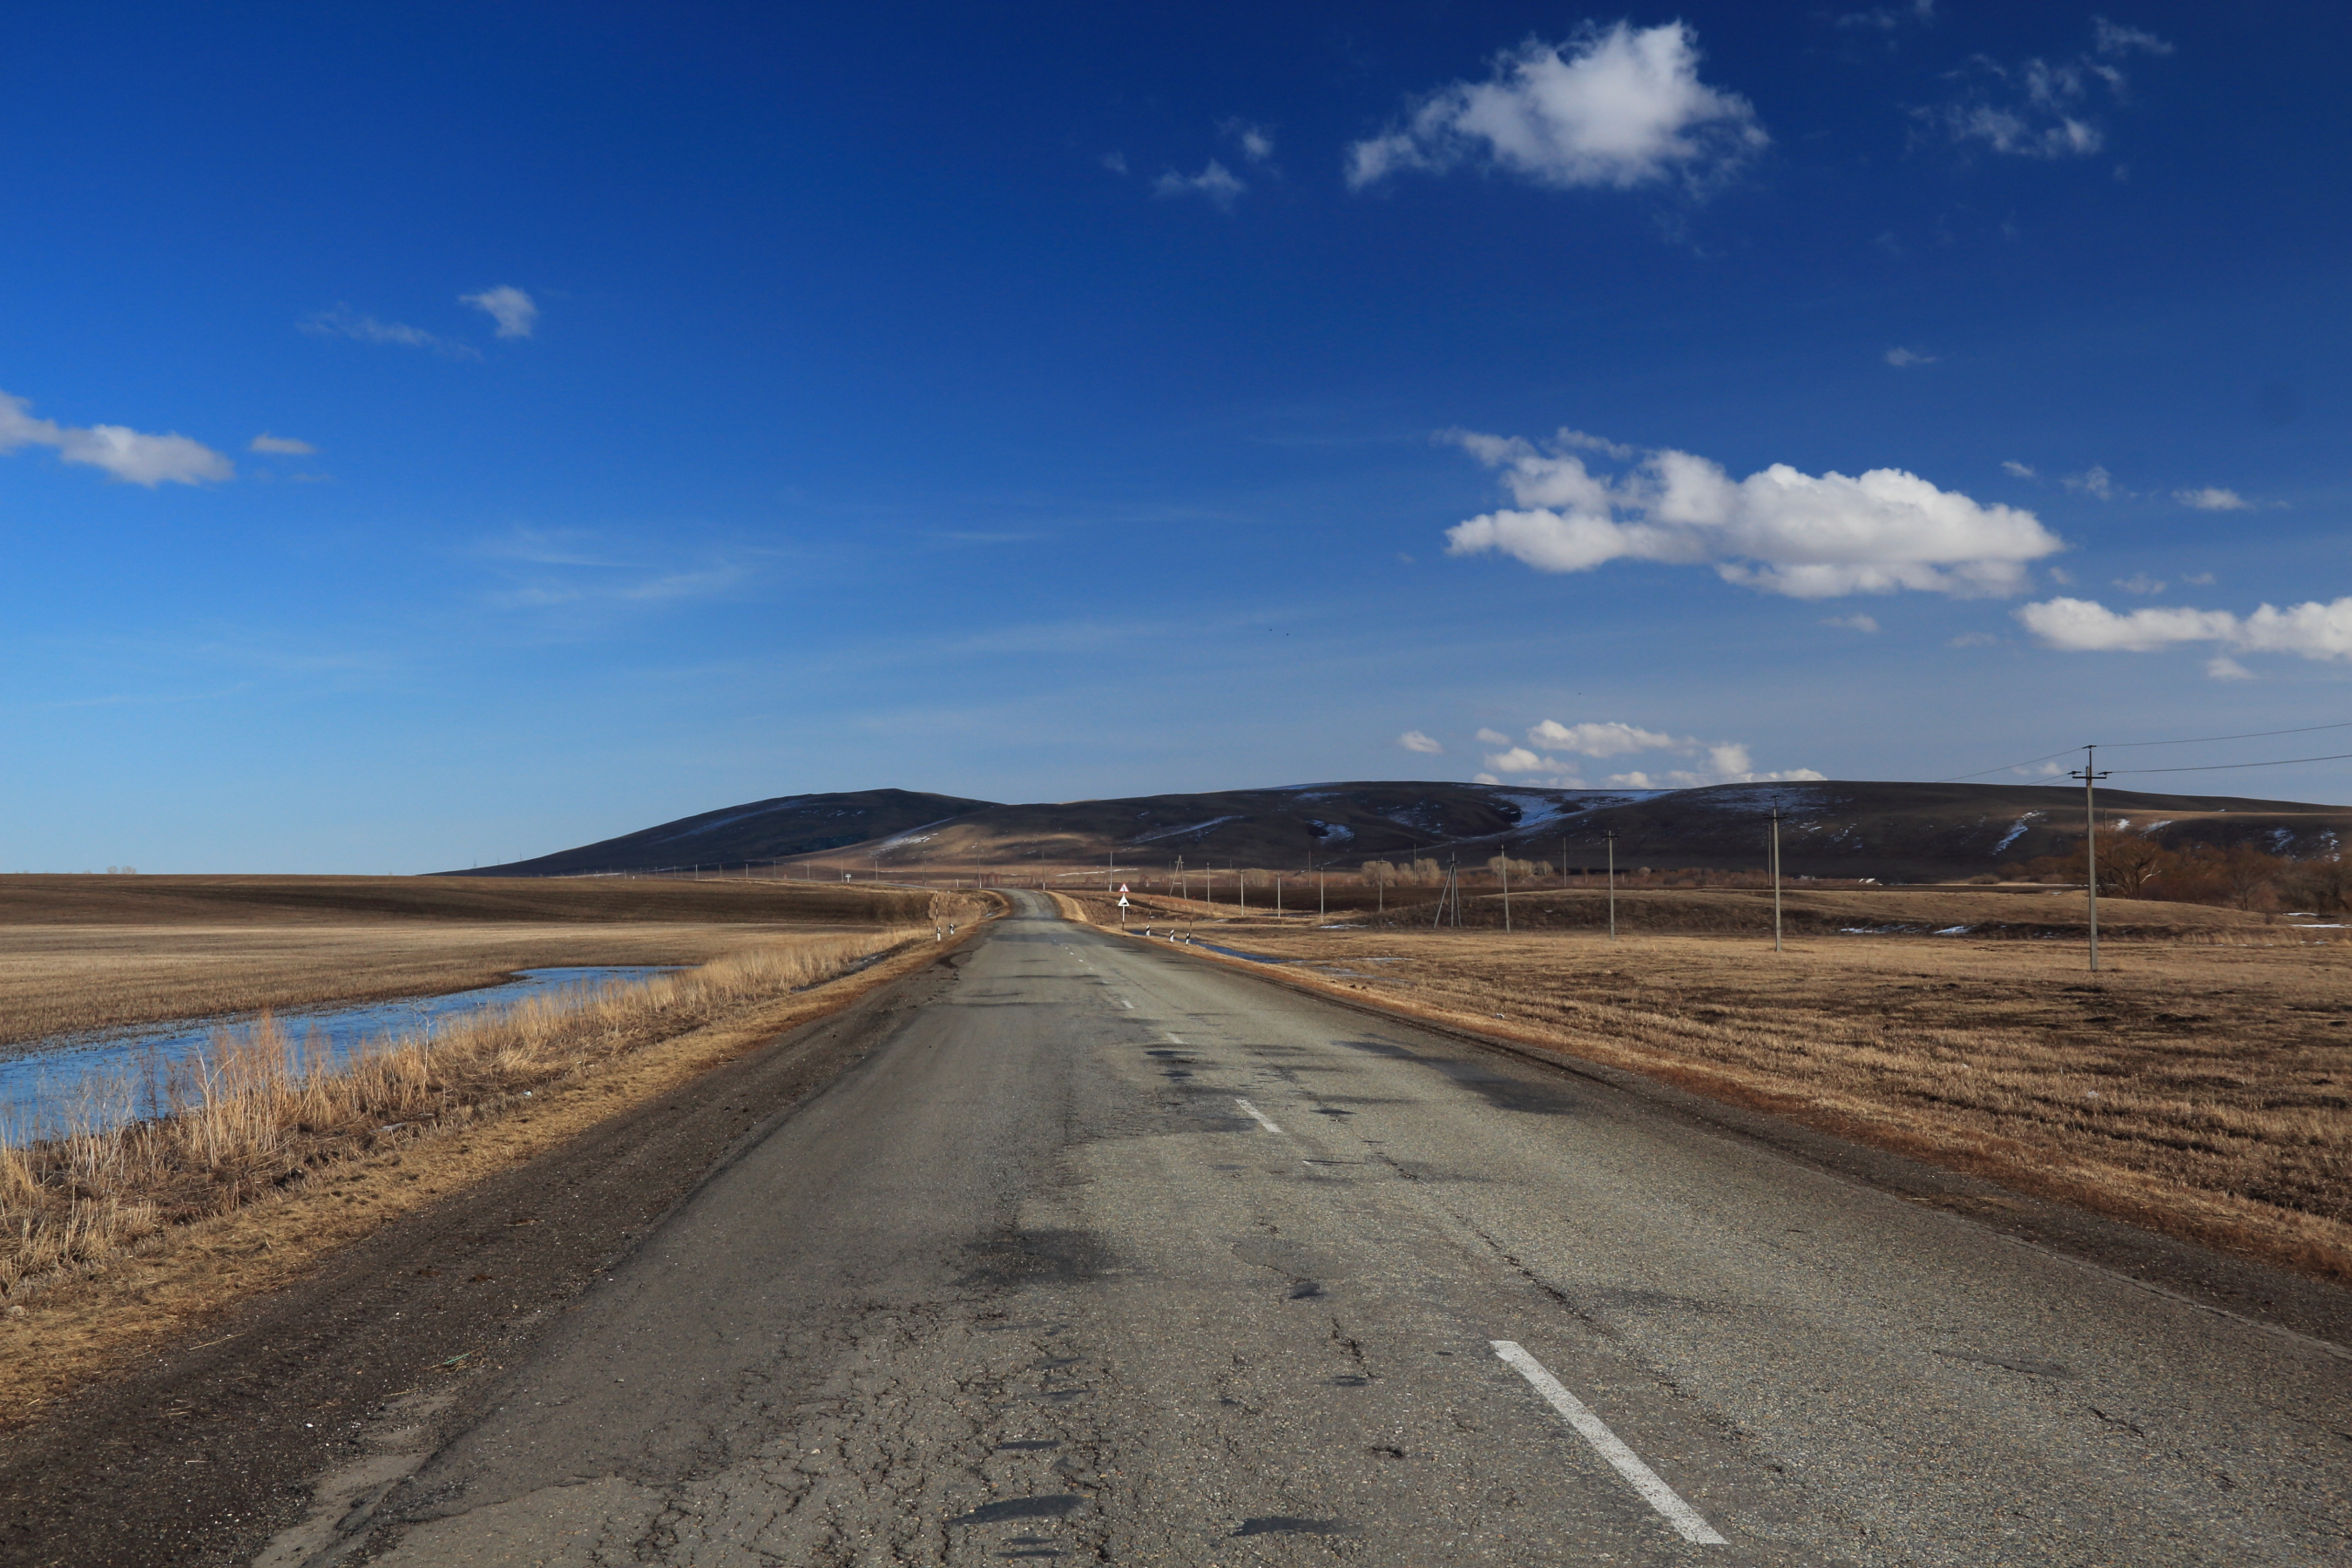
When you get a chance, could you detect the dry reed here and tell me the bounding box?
[1,929,919,1296]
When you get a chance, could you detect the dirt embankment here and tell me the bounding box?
[1062,889,2352,1287]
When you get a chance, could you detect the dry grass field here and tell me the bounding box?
[0,873,943,1047]
[0,873,994,1415]
[0,925,984,1423]
[1069,889,2352,1285]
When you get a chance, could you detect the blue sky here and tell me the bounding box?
[4,2,2348,871]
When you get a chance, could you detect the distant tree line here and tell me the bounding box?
[2004,828,2352,913]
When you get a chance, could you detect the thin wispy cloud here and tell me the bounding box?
[1441,426,2063,599]
[2001,460,2038,479]
[461,285,539,339]
[2063,464,2119,499]
[1929,17,2173,159]
[248,432,316,455]
[2176,486,2250,510]
[302,305,480,359]
[1884,346,1936,367]
[0,389,233,486]
[1347,22,1765,195]
[1154,160,1246,208]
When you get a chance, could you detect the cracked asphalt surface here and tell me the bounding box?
[281,893,2348,1565]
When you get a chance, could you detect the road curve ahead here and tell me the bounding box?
[315,893,2349,1566]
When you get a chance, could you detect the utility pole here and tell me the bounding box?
[1771,807,1783,953]
[1501,850,1511,934]
[1177,855,1185,902]
[2071,745,2111,973]
[1605,830,1619,941]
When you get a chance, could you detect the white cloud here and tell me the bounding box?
[249,432,316,455]
[1474,727,1511,744]
[302,305,479,359]
[1821,613,1881,632]
[461,285,539,339]
[2176,486,2249,510]
[0,390,233,487]
[1884,346,1936,367]
[2093,18,2174,57]
[1931,19,2170,159]
[1528,719,1677,757]
[1222,120,1275,164]
[1346,22,1765,194]
[1484,718,1821,788]
[1472,772,1504,785]
[2112,572,2165,595]
[1397,729,1444,754]
[1837,1,1935,29]
[2002,460,2038,479]
[2017,595,2352,663]
[2207,656,2254,681]
[1153,160,1246,208]
[1442,427,2064,598]
[2063,464,2119,499]
[2181,571,2216,586]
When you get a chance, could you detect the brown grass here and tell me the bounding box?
[1073,890,2352,1283]
[0,925,983,1425]
[1,929,926,1299]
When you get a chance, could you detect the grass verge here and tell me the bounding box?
[0,921,981,1423]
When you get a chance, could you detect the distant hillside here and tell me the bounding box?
[456,779,2352,884]
[449,788,994,877]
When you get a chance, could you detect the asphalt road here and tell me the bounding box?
[285,893,2350,1566]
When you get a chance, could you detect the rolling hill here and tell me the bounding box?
[450,779,2352,884]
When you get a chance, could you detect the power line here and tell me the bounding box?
[1939,718,2352,782]
[2110,750,2352,775]
[2101,718,2352,749]
[1933,749,2080,783]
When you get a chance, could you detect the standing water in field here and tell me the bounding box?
[0,966,674,1139]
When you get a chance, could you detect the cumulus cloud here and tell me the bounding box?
[1397,730,1443,754]
[1930,18,2171,159]
[1474,727,1511,745]
[1346,22,1765,194]
[461,285,539,339]
[249,432,316,455]
[1528,719,1677,757]
[1479,718,1822,788]
[1441,427,2063,598]
[0,390,233,487]
[2017,595,2352,663]
[2176,486,2249,510]
[1154,160,1246,208]
[302,305,479,359]
[1884,347,1936,367]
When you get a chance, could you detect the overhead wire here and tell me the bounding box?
[1941,718,2352,783]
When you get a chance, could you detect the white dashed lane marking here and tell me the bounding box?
[1233,1098,1285,1135]
[1491,1341,1728,1545]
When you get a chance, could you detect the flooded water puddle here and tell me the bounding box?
[0,966,673,1138]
